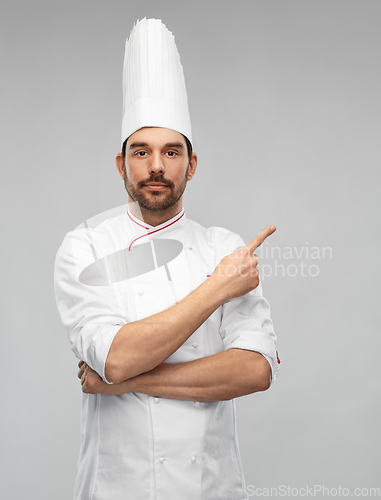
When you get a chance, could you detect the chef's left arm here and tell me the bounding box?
[79,348,270,400]
[79,281,279,401]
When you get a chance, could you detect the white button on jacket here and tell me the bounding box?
[54,207,279,500]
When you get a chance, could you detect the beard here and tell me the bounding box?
[123,165,189,212]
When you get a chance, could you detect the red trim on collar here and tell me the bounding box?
[128,211,185,251]
[126,209,150,230]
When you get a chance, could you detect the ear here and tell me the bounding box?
[115,152,125,180]
[187,152,198,181]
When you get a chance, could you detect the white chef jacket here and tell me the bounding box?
[54,206,279,500]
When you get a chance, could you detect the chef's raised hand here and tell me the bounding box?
[211,225,276,301]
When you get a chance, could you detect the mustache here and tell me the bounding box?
[138,176,174,188]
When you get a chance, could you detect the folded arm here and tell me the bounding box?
[79,348,271,401]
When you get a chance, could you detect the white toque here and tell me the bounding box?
[121,18,192,147]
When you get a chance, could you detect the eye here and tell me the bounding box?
[165,150,178,157]
[135,151,148,157]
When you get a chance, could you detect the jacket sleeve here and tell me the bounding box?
[54,229,128,381]
[217,230,280,383]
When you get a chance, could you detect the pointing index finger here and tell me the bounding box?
[246,225,277,252]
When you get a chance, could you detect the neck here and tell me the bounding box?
[128,199,183,227]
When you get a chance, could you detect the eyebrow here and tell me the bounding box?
[129,142,149,149]
[164,142,184,149]
[128,141,185,150]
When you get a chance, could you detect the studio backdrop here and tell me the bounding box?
[1,1,380,499]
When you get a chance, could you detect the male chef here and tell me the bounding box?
[54,18,279,500]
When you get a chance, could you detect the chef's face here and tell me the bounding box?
[116,127,197,213]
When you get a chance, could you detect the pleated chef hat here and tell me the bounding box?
[121,18,192,147]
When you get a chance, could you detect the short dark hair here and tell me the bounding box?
[121,133,193,164]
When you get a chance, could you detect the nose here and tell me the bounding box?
[149,152,165,174]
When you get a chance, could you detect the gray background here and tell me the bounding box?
[1,0,380,498]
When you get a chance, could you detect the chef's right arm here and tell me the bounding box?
[55,226,275,385]
[104,225,276,383]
